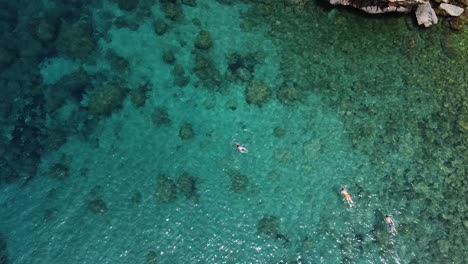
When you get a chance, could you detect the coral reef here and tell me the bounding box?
[176,172,199,202]
[179,122,194,140]
[106,50,130,75]
[155,175,177,203]
[162,49,176,64]
[35,19,57,43]
[151,107,171,127]
[273,127,286,137]
[245,80,271,107]
[228,171,249,193]
[88,84,127,116]
[146,250,158,264]
[117,0,139,11]
[0,233,7,264]
[226,51,258,82]
[160,1,183,20]
[195,30,213,50]
[193,54,223,89]
[172,64,190,87]
[48,163,70,180]
[257,215,280,237]
[87,199,108,214]
[276,86,303,105]
[154,19,169,35]
[0,160,19,184]
[130,83,150,108]
[131,191,142,205]
[55,21,96,59]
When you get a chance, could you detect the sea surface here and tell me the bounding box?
[0,1,467,263]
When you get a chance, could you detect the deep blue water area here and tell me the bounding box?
[0,0,467,263]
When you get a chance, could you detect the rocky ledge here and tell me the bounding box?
[328,0,467,28]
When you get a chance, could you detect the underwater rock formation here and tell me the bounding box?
[193,54,223,88]
[88,84,127,116]
[117,0,139,11]
[179,123,194,140]
[48,163,70,180]
[162,49,176,64]
[130,83,149,108]
[146,250,158,264]
[0,233,7,264]
[154,19,169,35]
[245,80,271,107]
[195,30,213,50]
[155,175,177,203]
[176,172,199,202]
[87,199,108,214]
[55,21,96,59]
[229,171,249,193]
[151,107,171,127]
[131,191,142,205]
[273,127,286,137]
[172,64,190,87]
[277,86,303,105]
[257,215,280,237]
[0,160,19,184]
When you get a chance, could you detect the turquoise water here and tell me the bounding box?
[1,0,467,263]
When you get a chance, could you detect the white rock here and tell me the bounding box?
[439,3,465,16]
[416,2,438,27]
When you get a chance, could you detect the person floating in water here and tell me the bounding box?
[235,143,248,153]
[340,187,353,207]
[385,215,397,235]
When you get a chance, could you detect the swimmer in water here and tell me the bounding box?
[235,143,248,153]
[340,187,354,207]
[385,215,397,235]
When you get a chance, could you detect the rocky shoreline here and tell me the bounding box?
[326,0,467,29]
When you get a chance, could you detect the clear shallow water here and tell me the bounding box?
[0,0,467,263]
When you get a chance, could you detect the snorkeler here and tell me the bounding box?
[385,215,397,235]
[235,143,248,154]
[340,187,354,207]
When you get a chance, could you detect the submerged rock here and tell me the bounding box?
[55,21,96,59]
[155,175,177,203]
[146,250,158,264]
[179,123,194,140]
[229,172,249,193]
[176,172,198,201]
[130,83,150,108]
[151,107,171,127]
[245,80,271,107]
[117,0,139,11]
[87,199,108,214]
[48,163,70,180]
[257,215,280,237]
[173,64,190,87]
[88,84,127,116]
[154,19,169,35]
[131,191,142,205]
[195,30,213,50]
[0,233,7,264]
